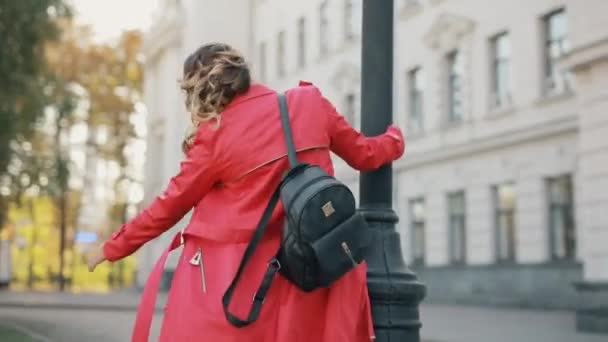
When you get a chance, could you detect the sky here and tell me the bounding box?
[70,0,160,41]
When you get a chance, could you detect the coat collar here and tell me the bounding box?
[225,83,275,110]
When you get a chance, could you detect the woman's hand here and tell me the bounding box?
[385,125,405,158]
[88,246,107,272]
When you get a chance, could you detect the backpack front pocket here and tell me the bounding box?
[311,212,372,287]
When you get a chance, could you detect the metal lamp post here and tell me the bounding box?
[360,1,426,341]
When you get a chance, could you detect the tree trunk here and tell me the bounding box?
[56,114,68,292]
[27,199,38,290]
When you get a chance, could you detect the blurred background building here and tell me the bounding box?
[140,0,608,332]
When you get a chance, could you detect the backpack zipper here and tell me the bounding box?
[341,242,357,266]
[189,247,207,293]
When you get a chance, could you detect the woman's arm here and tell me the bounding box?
[321,93,405,171]
[102,126,220,262]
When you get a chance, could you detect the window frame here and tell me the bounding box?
[344,0,361,42]
[447,49,464,123]
[277,30,286,78]
[489,31,511,108]
[542,8,570,95]
[409,198,426,266]
[408,66,424,133]
[344,92,356,125]
[447,191,467,265]
[493,183,517,263]
[546,175,576,261]
[297,17,307,69]
[259,41,267,82]
[319,0,329,57]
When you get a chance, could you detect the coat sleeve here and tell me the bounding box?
[103,126,220,262]
[320,92,405,171]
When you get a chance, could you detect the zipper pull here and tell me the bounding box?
[199,248,207,293]
[189,249,201,265]
[341,242,357,266]
[190,248,207,293]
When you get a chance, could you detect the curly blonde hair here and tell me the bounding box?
[180,43,251,153]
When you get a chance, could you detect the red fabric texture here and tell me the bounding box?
[103,82,405,341]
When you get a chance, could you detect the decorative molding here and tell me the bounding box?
[149,117,167,138]
[560,37,608,73]
[424,13,476,130]
[424,13,475,51]
[485,103,516,121]
[329,62,360,91]
[405,128,427,142]
[533,89,575,108]
[394,116,578,172]
[142,3,183,62]
[399,0,423,20]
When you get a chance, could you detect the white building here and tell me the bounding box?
[141,0,608,332]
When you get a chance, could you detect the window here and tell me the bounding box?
[448,191,466,264]
[259,42,267,82]
[344,93,356,125]
[277,30,286,77]
[494,183,516,262]
[409,198,426,266]
[547,175,576,260]
[490,32,511,108]
[543,9,570,94]
[408,67,424,132]
[319,1,329,56]
[447,50,464,123]
[297,17,306,69]
[344,0,361,41]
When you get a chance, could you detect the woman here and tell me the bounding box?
[89,43,405,342]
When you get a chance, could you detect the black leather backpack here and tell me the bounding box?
[223,93,373,327]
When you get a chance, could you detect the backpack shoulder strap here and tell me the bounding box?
[278,93,298,169]
[222,185,282,327]
[221,93,297,328]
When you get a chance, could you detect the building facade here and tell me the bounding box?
[142,0,608,332]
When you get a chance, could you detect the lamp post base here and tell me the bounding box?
[361,207,426,342]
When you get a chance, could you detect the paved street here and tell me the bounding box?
[0,306,162,342]
[0,291,163,342]
[0,325,37,342]
[420,305,606,342]
[0,292,606,342]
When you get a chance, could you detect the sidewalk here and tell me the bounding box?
[0,291,606,342]
[420,304,606,342]
[0,290,166,312]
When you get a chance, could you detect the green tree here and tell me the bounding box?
[0,0,71,228]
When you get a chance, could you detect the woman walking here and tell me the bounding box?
[89,43,405,342]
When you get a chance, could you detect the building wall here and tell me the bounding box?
[138,1,186,287]
[141,0,608,322]
[562,0,608,330]
[253,0,581,270]
[397,132,578,266]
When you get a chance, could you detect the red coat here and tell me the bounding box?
[103,82,405,342]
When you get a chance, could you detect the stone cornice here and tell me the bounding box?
[561,37,608,72]
[333,116,578,181]
[142,6,183,62]
[394,116,578,172]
